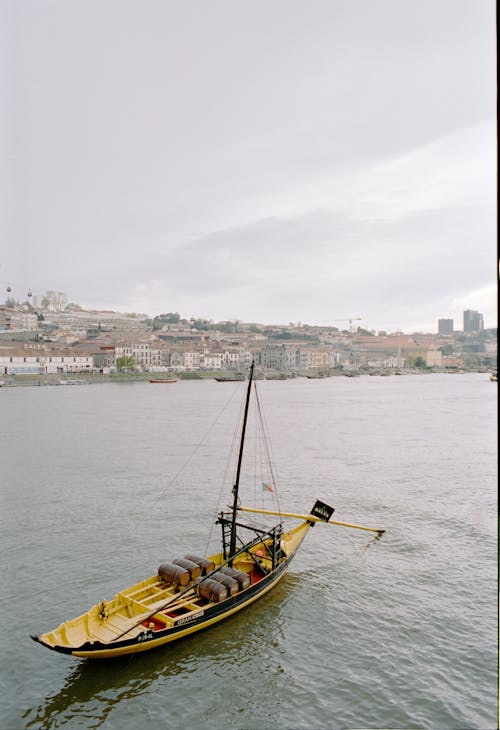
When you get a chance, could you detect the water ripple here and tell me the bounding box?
[2,375,497,730]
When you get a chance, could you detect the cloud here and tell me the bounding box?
[451,285,498,316]
[104,120,494,328]
[2,2,496,331]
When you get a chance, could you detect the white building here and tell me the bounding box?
[0,306,38,332]
[184,351,203,369]
[0,348,93,374]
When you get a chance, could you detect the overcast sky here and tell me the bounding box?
[2,0,497,332]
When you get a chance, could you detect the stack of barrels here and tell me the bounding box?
[158,554,251,603]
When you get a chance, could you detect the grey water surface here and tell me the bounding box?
[0,373,497,729]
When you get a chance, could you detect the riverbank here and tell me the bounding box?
[0,368,495,387]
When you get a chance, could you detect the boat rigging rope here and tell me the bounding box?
[203,385,247,555]
[158,381,243,525]
[253,382,282,518]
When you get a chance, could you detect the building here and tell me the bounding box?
[402,344,442,368]
[0,346,93,374]
[438,318,454,335]
[93,346,117,371]
[463,310,484,333]
[40,309,150,332]
[298,347,338,370]
[0,306,39,332]
[261,344,299,370]
[114,341,164,370]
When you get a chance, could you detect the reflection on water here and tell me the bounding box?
[22,576,299,729]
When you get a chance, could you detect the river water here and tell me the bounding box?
[0,373,497,730]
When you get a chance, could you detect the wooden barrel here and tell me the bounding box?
[210,572,239,596]
[196,578,228,603]
[219,566,251,589]
[184,554,216,575]
[158,562,190,586]
[172,558,202,580]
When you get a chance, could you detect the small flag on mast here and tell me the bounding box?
[261,482,273,493]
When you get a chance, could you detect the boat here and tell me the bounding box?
[31,362,385,659]
[56,379,89,385]
[148,378,178,383]
[214,375,245,382]
[490,372,497,382]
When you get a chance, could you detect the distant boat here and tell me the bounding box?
[214,375,245,382]
[57,379,89,385]
[148,378,178,384]
[490,372,497,382]
[31,361,385,659]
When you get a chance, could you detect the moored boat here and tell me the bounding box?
[31,362,385,659]
[148,378,178,383]
[56,379,89,385]
[214,375,245,382]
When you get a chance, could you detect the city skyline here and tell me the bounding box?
[2,1,496,334]
[1,286,493,335]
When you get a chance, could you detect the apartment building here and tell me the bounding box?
[438,319,454,335]
[298,348,338,369]
[261,344,299,370]
[0,306,38,332]
[463,310,484,333]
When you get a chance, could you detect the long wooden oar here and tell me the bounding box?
[238,506,385,536]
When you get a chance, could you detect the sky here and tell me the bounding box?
[1,0,497,333]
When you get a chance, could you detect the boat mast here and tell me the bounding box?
[229,360,254,560]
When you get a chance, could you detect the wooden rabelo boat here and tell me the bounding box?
[32,362,384,659]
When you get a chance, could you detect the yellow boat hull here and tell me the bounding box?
[32,522,312,659]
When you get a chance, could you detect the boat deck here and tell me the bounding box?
[37,556,268,649]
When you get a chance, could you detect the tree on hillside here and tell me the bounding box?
[161,312,181,323]
[407,356,427,369]
[116,356,136,371]
[440,344,453,356]
[217,321,239,333]
[44,290,68,312]
[153,312,183,330]
[191,318,211,330]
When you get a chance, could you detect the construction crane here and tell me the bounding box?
[326,318,362,333]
